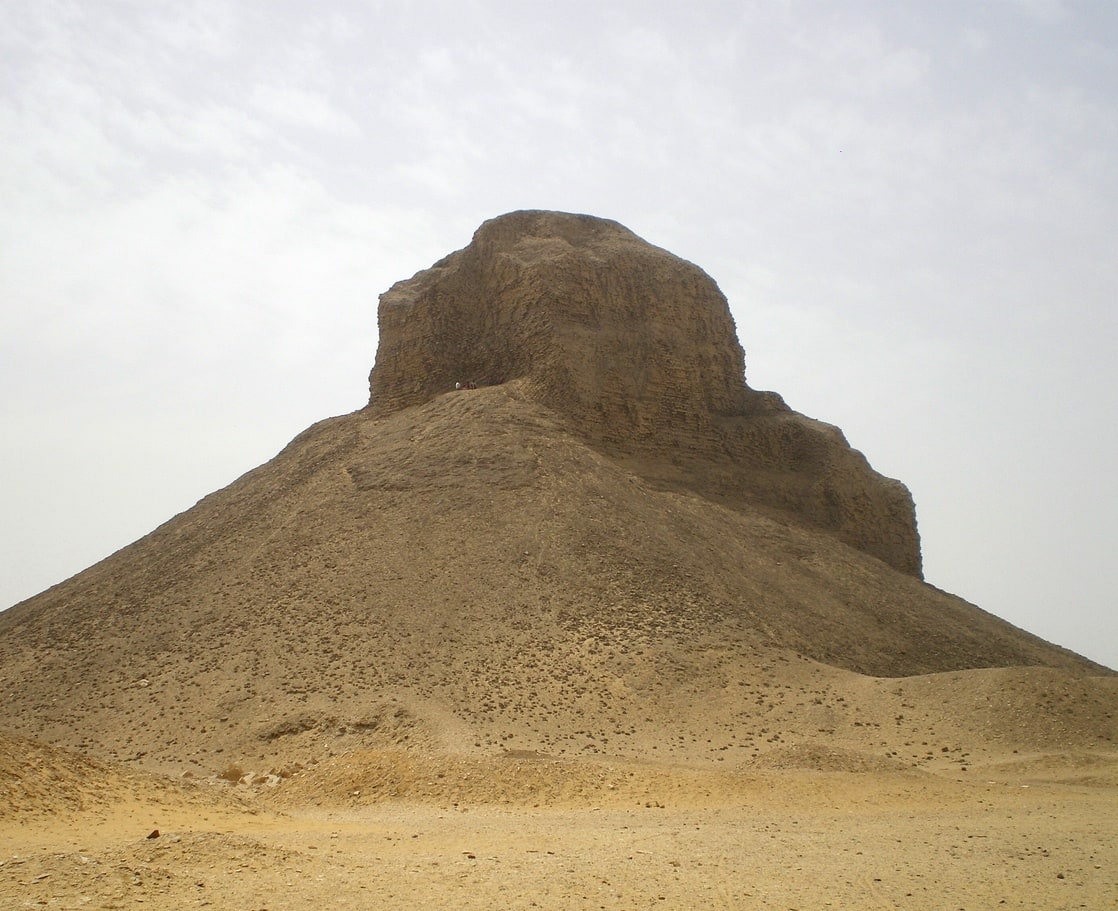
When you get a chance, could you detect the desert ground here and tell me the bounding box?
[3,676,1116,911]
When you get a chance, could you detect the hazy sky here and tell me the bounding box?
[2,1,1115,670]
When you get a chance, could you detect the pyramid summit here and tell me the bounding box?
[370,210,920,575]
[369,210,751,426]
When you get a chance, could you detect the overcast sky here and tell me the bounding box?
[2,0,1115,670]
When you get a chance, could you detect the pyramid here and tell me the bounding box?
[0,211,1108,777]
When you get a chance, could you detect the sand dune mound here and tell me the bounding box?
[0,731,236,822]
[747,742,913,773]
[0,732,111,819]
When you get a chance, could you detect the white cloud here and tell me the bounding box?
[961,26,990,54]
[615,25,678,67]
[994,0,1068,24]
[142,0,241,57]
[818,24,930,95]
[250,83,360,136]
[416,46,458,81]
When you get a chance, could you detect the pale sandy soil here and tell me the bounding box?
[2,748,1116,910]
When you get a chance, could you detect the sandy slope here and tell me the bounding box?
[0,386,1107,784]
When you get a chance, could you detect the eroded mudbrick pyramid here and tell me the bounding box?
[368,210,921,576]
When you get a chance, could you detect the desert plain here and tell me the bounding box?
[2,667,1116,911]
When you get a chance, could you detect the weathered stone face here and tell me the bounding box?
[368,210,922,577]
[369,210,750,428]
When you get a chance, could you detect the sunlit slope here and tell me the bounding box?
[0,383,1104,775]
